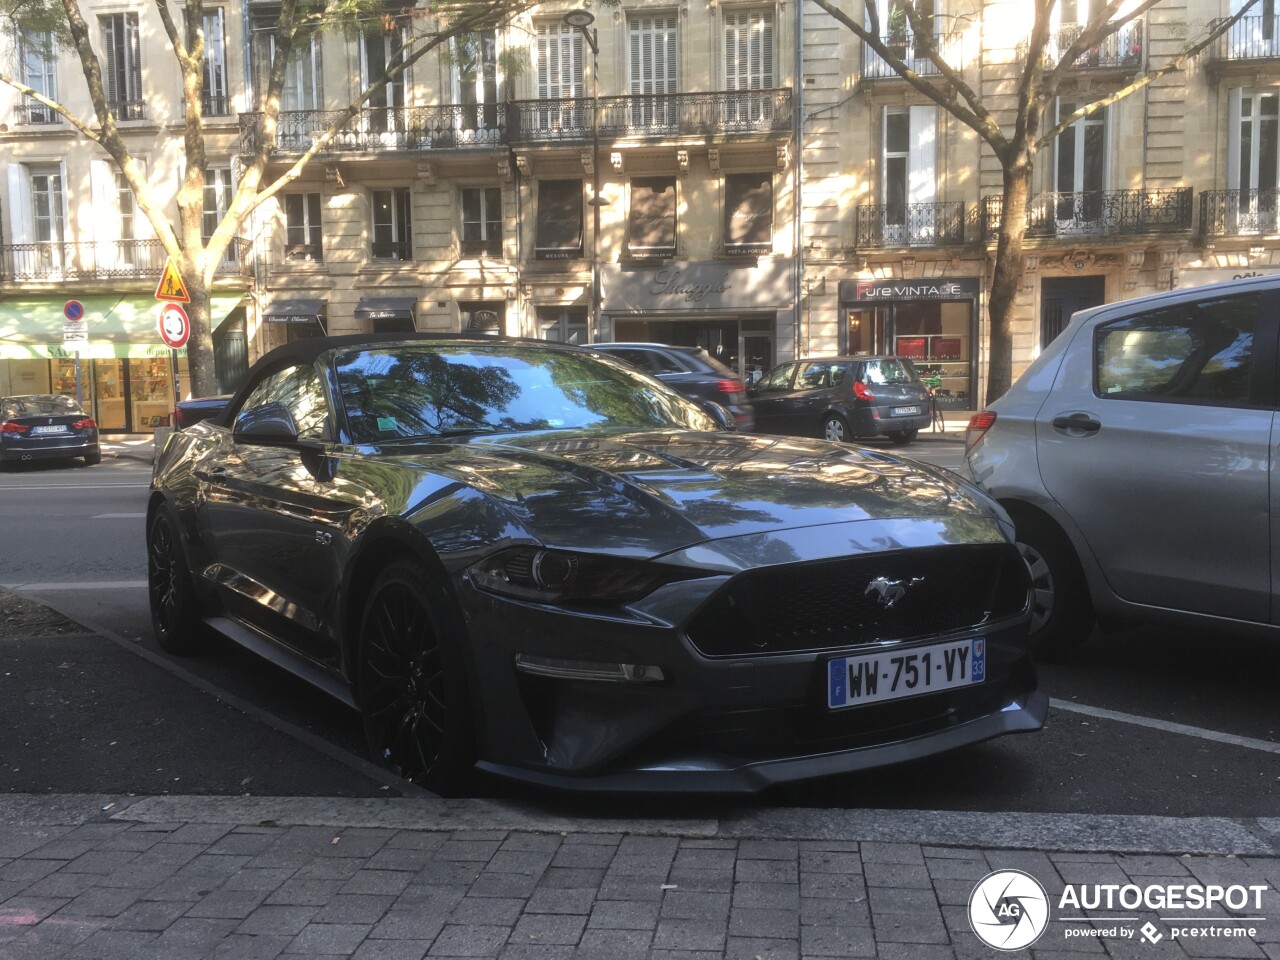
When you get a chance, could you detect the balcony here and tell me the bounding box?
[982,189,1193,241]
[1031,22,1143,73]
[856,202,966,248]
[15,99,61,125]
[861,34,959,81]
[1201,189,1280,237]
[239,104,509,155]
[507,89,793,144]
[108,99,147,121]
[1207,16,1280,69]
[0,239,251,282]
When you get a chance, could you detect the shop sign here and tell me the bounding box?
[0,343,186,361]
[839,278,981,302]
[1172,267,1280,290]
[601,259,793,312]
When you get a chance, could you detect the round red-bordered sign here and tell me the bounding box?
[64,300,85,321]
[158,302,190,349]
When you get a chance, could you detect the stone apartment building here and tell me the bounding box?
[0,0,1277,429]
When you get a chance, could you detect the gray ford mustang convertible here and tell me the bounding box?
[148,334,1045,794]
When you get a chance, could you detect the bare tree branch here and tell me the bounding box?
[0,71,102,142]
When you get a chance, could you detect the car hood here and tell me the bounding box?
[382,429,997,558]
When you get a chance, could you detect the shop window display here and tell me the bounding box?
[892,301,971,408]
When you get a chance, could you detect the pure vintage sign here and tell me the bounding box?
[839,277,981,302]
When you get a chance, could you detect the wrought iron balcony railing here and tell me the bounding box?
[1201,189,1280,236]
[16,99,61,125]
[1036,21,1143,70]
[507,89,792,143]
[370,239,413,262]
[1207,16,1280,63]
[239,104,508,154]
[108,99,147,121]
[861,34,959,80]
[1,239,251,282]
[856,202,966,247]
[982,188,1193,240]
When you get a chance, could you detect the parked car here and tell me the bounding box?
[149,333,1042,794]
[172,395,232,429]
[749,356,933,444]
[964,275,1274,659]
[0,395,100,466]
[589,342,755,430]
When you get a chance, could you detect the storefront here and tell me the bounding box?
[262,298,327,344]
[838,278,980,410]
[355,296,417,333]
[0,294,242,432]
[600,259,795,381]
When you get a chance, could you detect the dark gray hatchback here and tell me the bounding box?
[750,356,933,444]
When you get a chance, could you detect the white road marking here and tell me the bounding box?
[1051,698,1280,755]
[0,484,149,491]
[91,513,147,519]
[2,580,148,591]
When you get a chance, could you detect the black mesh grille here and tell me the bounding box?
[684,543,1030,657]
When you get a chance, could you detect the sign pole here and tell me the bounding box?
[172,347,181,406]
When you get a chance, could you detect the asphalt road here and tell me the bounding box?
[2,447,1278,818]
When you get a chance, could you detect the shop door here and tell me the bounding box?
[92,359,127,431]
[846,307,890,355]
[1041,276,1105,349]
[742,334,773,384]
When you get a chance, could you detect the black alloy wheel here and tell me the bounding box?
[823,414,850,443]
[83,450,102,466]
[147,509,207,654]
[887,429,919,445]
[357,561,474,795]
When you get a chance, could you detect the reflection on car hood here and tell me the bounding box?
[379,430,994,556]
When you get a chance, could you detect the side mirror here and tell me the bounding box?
[700,400,736,432]
[234,402,300,446]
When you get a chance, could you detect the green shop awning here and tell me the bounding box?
[0,294,244,360]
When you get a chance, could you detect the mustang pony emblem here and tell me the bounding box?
[865,576,925,608]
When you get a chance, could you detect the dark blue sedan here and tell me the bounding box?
[1,395,101,466]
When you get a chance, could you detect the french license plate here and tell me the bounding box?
[31,425,67,435]
[827,637,986,710]
[890,405,921,417]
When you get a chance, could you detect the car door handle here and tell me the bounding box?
[1051,413,1102,433]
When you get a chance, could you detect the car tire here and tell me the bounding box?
[357,560,475,796]
[822,414,850,443]
[147,507,209,655]
[1016,518,1095,661]
[886,429,918,445]
[83,450,102,466]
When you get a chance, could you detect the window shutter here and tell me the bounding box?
[664,16,678,93]
[908,105,937,205]
[91,159,122,243]
[724,14,741,90]
[757,11,774,88]
[7,164,33,245]
[1228,88,1244,190]
[101,17,119,105]
[126,13,141,103]
[629,21,642,94]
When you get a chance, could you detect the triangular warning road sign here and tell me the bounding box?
[154,257,191,303]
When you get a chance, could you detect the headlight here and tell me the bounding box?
[468,547,699,604]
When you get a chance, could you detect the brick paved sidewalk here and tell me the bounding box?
[2,800,1278,959]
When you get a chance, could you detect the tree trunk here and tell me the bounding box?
[985,157,1034,406]
[183,271,219,398]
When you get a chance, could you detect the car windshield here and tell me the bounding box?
[2,395,82,418]
[861,359,919,385]
[334,343,716,443]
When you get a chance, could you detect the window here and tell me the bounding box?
[199,9,229,115]
[756,363,795,392]
[453,30,499,136]
[533,22,584,132]
[361,26,406,141]
[723,9,774,125]
[1055,100,1107,225]
[1228,90,1280,233]
[236,364,330,440]
[628,14,678,128]
[795,361,835,390]
[116,172,137,265]
[627,177,677,260]
[27,164,66,275]
[461,187,502,257]
[371,188,412,260]
[100,13,143,120]
[460,301,504,335]
[882,106,937,244]
[285,193,323,261]
[203,167,237,263]
[19,30,57,124]
[537,306,588,344]
[535,179,584,260]
[1094,295,1259,407]
[254,23,321,112]
[723,173,773,256]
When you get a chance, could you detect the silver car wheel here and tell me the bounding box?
[823,416,847,442]
[1018,540,1054,633]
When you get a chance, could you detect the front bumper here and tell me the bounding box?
[458,525,1040,792]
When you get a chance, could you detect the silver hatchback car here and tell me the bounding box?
[964,275,1277,659]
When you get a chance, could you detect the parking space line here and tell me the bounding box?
[90,513,147,519]
[1051,698,1280,755]
[2,581,148,591]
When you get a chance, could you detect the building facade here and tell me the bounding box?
[1,0,1278,427]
